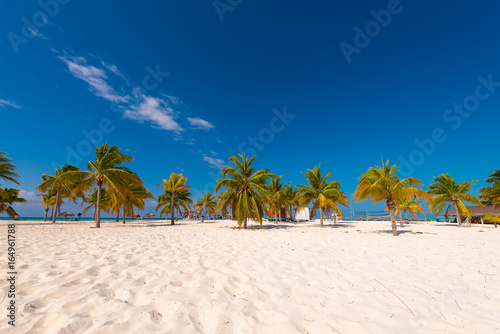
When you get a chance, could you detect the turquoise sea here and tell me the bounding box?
[0,217,164,221]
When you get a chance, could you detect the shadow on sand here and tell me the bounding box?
[370,229,436,235]
[240,221,355,230]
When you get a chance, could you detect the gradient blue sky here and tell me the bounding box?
[1,0,499,217]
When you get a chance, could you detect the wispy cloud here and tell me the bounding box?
[0,99,21,109]
[27,27,48,40]
[163,94,182,105]
[59,56,129,103]
[203,155,225,169]
[123,91,183,132]
[101,61,128,82]
[188,117,215,130]
[57,53,218,138]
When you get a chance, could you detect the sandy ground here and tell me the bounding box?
[0,219,499,334]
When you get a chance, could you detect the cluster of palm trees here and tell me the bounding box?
[3,144,500,236]
[0,152,26,219]
[36,144,152,228]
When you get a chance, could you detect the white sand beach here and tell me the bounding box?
[1,219,499,333]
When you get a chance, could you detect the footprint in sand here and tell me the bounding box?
[87,266,101,276]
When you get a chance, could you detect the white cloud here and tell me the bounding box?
[57,53,218,137]
[123,92,183,132]
[19,190,37,201]
[203,155,225,169]
[187,117,215,130]
[27,27,48,40]
[59,56,129,103]
[101,61,128,82]
[162,94,182,105]
[0,99,21,109]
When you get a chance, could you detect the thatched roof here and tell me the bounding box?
[446,206,500,217]
[58,211,74,217]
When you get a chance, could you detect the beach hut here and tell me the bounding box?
[143,213,155,220]
[58,211,74,221]
[445,206,500,224]
[295,208,310,222]
[131,213,141,220]
[268,207,287,222]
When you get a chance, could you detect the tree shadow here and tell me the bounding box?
[370,229,436,235]
[243,221,355,230]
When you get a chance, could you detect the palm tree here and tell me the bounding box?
[215,155,274,229]
[81,188,112,220]
[156,188,192,223]
[397,197,426,220]
[118,184,154,223]
[0,152,20,186]
[428,174,483,226]
[483,215,499,228]
[215,192,227,219]
[479,170,500,208]
[267,176,289,223]
[157,173,191,225]
[0,188,26,219]
[283,184,300,221]
[297,165,349,227]
[65,144,142,228]
[354,160,430,236]
[194,192,217,222]
[38,190,57,221]
[37,165,81,223]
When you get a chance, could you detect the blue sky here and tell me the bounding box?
[1,0,499,217]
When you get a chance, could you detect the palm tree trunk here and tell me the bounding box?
[454,201,462,226]
[243,216,248,229]
[320,205,323,227]
[50,205,54,220]
[95,183,102,228]
[44,206,49,222]
[116,209,119,222]
[202,206,205,223]
[52,186,60,223]
[399,210,404,228]
[389,208,398,236]
[333,212,337,225]
[170,194,175,225]
[123,204,126,224]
